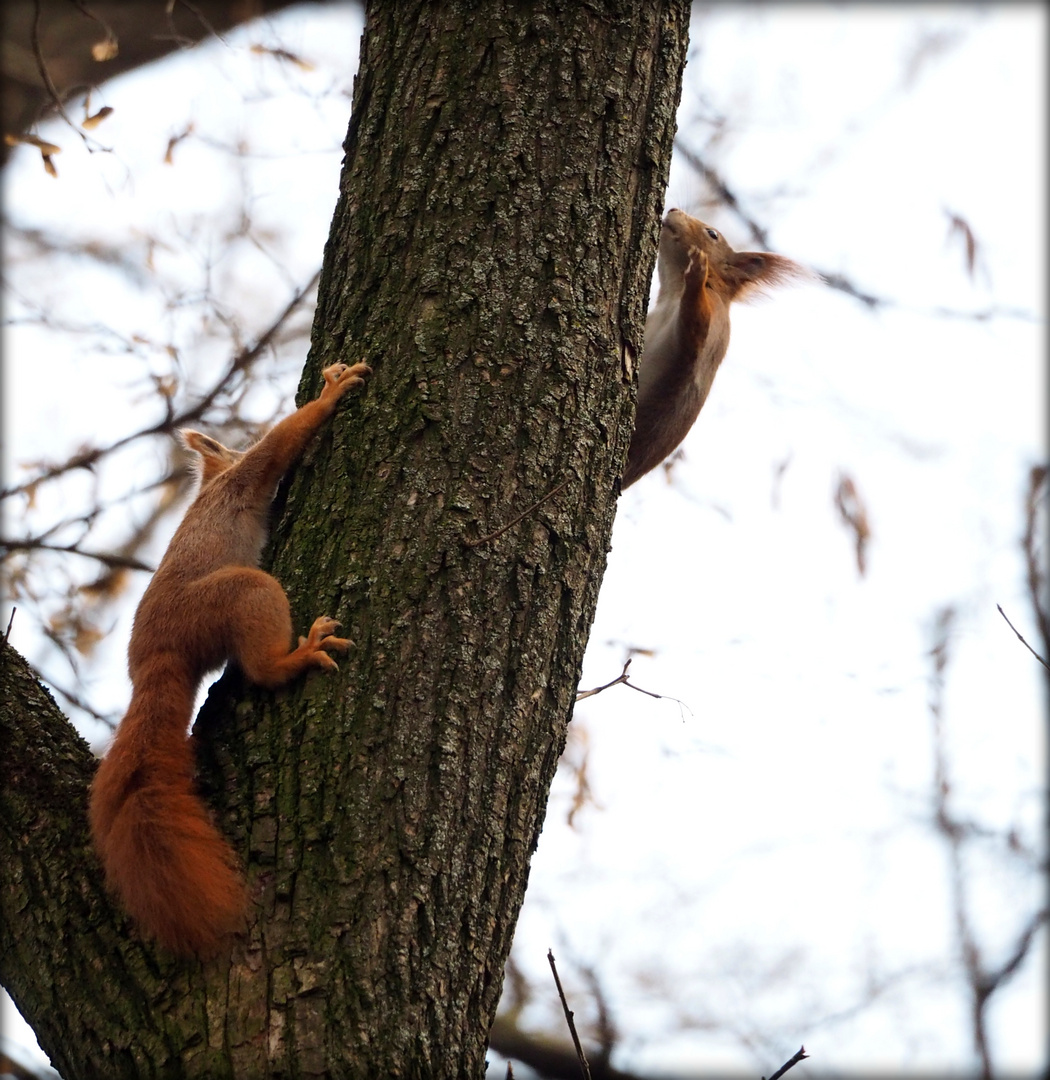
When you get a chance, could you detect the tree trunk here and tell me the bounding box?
[0,2,688,1076]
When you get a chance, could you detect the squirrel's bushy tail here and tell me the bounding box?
[89,660,245,958]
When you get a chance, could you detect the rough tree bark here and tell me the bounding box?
[0,2,689,1076]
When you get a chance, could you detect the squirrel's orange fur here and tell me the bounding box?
[89,361,370,958]
[623,209,806,488]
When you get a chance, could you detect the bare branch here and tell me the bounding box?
[928,606,995,1078]
[576,659,636,700]
[575,658,684,708]
[674,141,1037,323]
[763,1045,809,1080]
[4,221,151,284]
[575,960,617,1067]
[673,141,772,248]
[981,907,1048,999]
[30,665,117,727]
[996,604,1050,672]
[488,1014,645,1080]
[547,949,592,1080]
[28,0,110,156]
[0,269,321,502]
[0,539,153,574]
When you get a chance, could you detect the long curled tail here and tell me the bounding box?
[88,663,245,958]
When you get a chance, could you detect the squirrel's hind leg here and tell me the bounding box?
[189,567,350,688]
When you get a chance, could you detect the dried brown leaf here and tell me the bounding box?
[82,106,114,130]
[250,42,316,71]
[6,133,62,155]
[945,208,980,279]
[163,123,194,165]
[91,35,119,62]
[834,472,872,577]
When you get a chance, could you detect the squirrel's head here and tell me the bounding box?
[179,430,245,487]
[659,208,810,304]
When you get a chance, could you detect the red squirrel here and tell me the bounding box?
[622,209,806,488]
[89,361,370,958]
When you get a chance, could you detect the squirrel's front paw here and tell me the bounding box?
[685,249,709,287]
[322,362,372,397]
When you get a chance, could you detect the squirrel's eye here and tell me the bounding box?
[706,228,719,241]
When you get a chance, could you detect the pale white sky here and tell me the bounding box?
[2,4,1044,1075]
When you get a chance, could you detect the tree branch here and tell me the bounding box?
[674,141,1037,322]
[548,950,592,1080]
[996,604,1050,672]
[763,1045,809,1080]
[0,269,320,502]
[575,659,689,714]
[0,538,153,573]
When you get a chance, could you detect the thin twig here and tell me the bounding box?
[982,907,1048,995]
[996,604,1050,672]
[547,949,591,1080]
[674,140,1036,323]
[466,478,570,548]
[576,659,660,701]
[576,659,634,700]
[32,667,116,726]
[575,658,684,710]
[575,959,616,1066]
[4,607,15,643]
[0,269,321,502]
[763,1045,809,1080]
[928,607,996,1078]
[29,0,101,150]
[0,538,153,573]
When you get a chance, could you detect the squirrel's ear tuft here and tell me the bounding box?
[178,429,206,454]
[179,429,233,458]
[178,429,242,483]
[725,252,815,303]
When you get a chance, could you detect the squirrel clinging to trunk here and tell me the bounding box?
[89,361,370,958]
[623,209,807,489]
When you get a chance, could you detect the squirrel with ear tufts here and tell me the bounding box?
[623,209,808,489]
[89,361,370,958]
